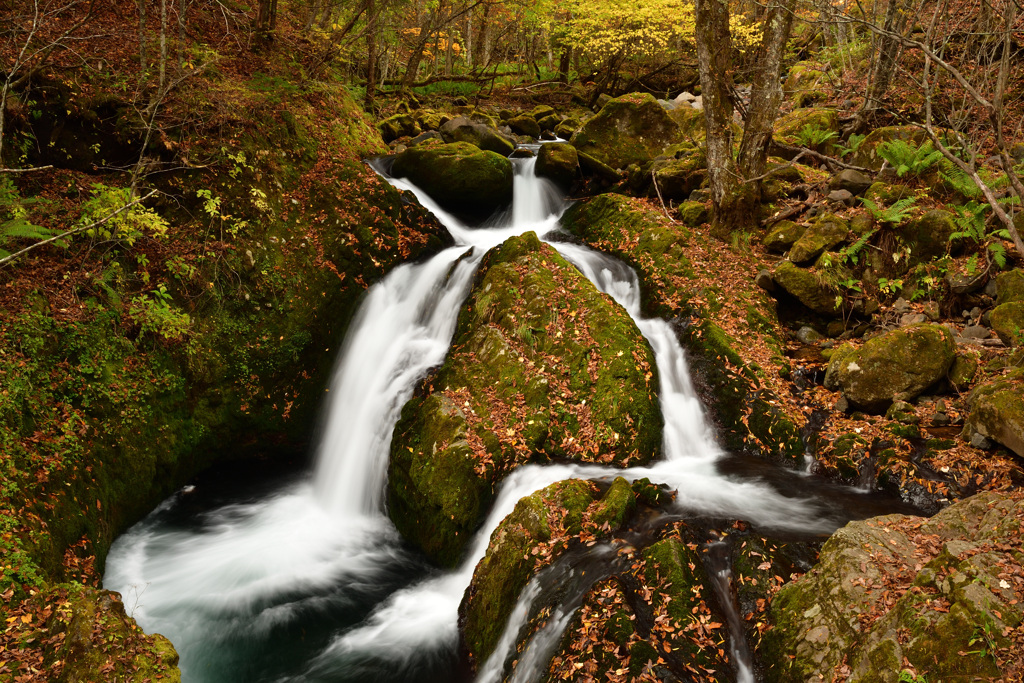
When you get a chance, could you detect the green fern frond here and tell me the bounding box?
[1,218,56,242]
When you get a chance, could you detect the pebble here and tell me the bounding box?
[961,325,990,339]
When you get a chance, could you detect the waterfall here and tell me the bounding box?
[104,153,873,683]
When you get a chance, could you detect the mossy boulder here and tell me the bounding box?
[439,116,516,155]
[995,269,1024,305]
[825,324,956,412]
[387,232,661,566]
[508,114,541,138]
[535,142,579,188]
[773,260,841,315]
[667,105,707,140]
[902,209,955,262]
[412,108,450,132]
[570,92,684,169]
[459,478,635,665]
[651,153,708,200]
[773,107,839,153]
[378,113,421,142]
[852,126,930,171]
[391,141,513,220]
[783,62,828,105]
[763,220,806,253]
[40,584,181,682]
[789,212,848,264]
[963,371,1024,456]
[678,200,709,227]
[530,104,557,121]
[761,492,1024,682]
[990,302,1024,346]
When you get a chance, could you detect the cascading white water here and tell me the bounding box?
[105,152,862,683]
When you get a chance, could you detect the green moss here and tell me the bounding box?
[591,477,636,530]
[570,93,684,169]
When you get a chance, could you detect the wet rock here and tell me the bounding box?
[570,92,684,169]
[995,269,1024,305]
[535,142,578,189]
[576,149,621,183]
[773,261,841,315]
[392,141,513,220]
[788,213,848,264]
[761,492,1024,682]
[963,371,1024,456]
[388,232,661,566]
[990,302,1024,346]
[829,169,874,195]
[439,116,516,156]
[825,324,956,412]
[762,220,806,253]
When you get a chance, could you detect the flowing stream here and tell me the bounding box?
[105,154,906,683]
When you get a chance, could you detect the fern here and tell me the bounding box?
[861,196,918,224]
[838,229,876,266]
[0,218,57,259]
[939,162,981,198]
[795,124,839,148]
[877,139,943,177]
[838,133,867,158]
[950,200,989,242]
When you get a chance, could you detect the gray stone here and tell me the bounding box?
[796,326,823,343]
[893,297,912,314]
[827,189,854,204]
[970,432,993,449]
[900,313,928,326]
[829,169,874,195]
[961,325,990,339]
[946,271,988,295]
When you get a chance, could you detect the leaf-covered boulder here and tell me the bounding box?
[788,213,848,264]
[995,269,1024,306]
[391,141,513,220]
[387,232,662,566]
[570,92,684,169]
[990,302,1024,347]
[963,371,1024,456]
[535,142,579,189]
[761,491,1024,682]
[439,115,516,156]
[824,324,956,412]
[458,478,623,665]
[773,261,840,315]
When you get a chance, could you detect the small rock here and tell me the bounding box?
[945,271,987,295]
[827,320,847,337]
[900,313,928,326]
[984,279,998,297]
[796,326,823,343]
[931,413,951,426]
[893,297,912,314]
[674,91,696,103]
[827,189,854,204]
[922,301,940,321]
[828,169,873,195]
[960,325,990,339]
[510,148,535,158]
[755,269,776,292]
[836,396,850,413]
[970,306,982,320]
[970,432,993,449]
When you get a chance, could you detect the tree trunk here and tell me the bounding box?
[694,0,742,235]
[557,45,571,84]
[159,0,167,91]
[138,0,147,74]
[853,0,910,129]
[736,0,796,180]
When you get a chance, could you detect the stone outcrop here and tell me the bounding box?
[391,141,514,219]
[570,93,684,169]
[387,232,661,566]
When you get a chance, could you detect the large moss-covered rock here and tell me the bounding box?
[535,142,578,188]
[788,213,848,264]
[773,107,838,154]
[902,209,955,262]
[667,105,707,140]
[570,92,684,169]
[459,479,612,664]
[963,371,1024,456]
[651,153,707,200]
[388,232,661,566]
[783,61,827,106]
[995,269,1024,305]
[439,116,516,155]
[825,324,956,412]
[773,260,841,315]
[763,220,806,253]
[37,584,181,682]
[990,302,1024,347]
[761,491,1024,682]
[391,141,513,220]
[378,113,421,142]
[508,114,541,138]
